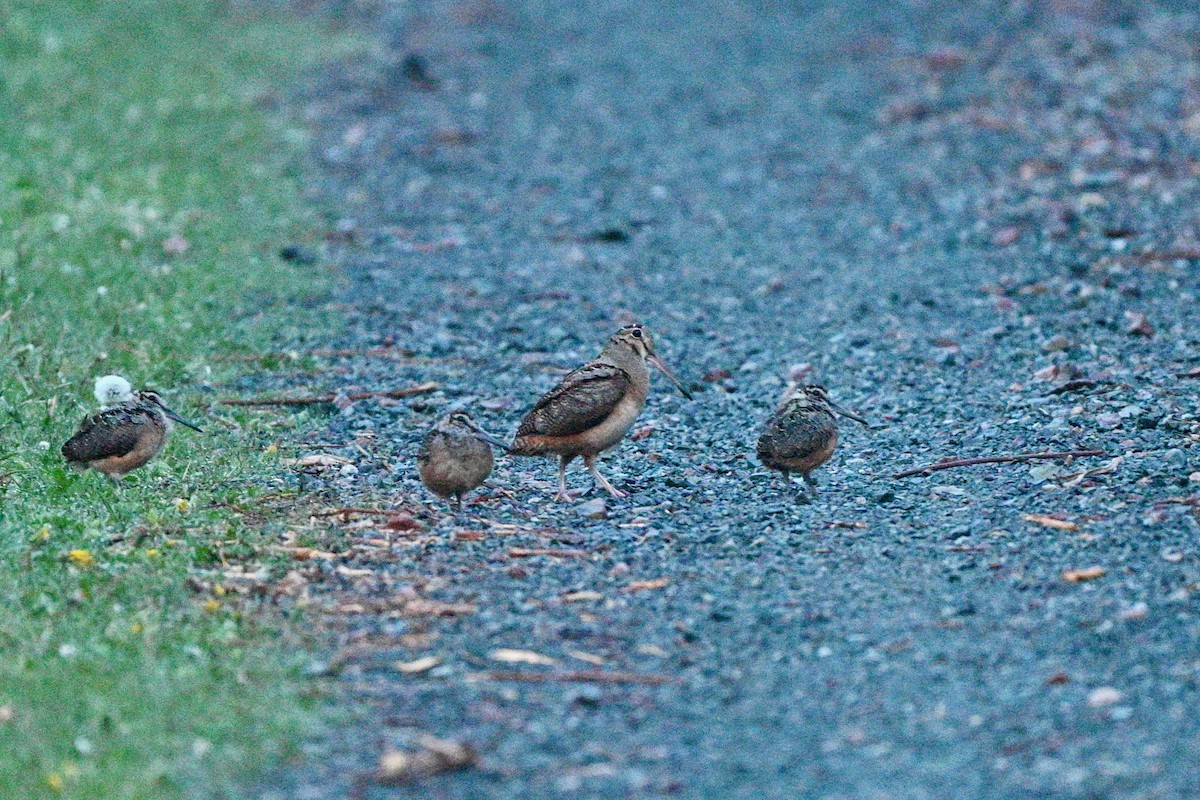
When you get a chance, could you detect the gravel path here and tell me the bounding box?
[256,1,1200,797]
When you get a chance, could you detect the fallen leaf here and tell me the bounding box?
[1124,311,1155,337]
[576,498,607,519]
[274,570,308,596]
[991,226,1021,247]
[630,425,656,441]
[395,656,441,674]
[335,565,375,578]
[1023,514,1079,532]
[1033,364,1063,381]
[626,577,671,592]
[1060,456,1122,488]
[561,590,604,603]
[1046,672,1070,685]
[566,649,606,666]
[283,454,354,468]
[636,644,669,658]
[1161,549,1185,564]
[927,45,968,69]
[221,565,269,583]
[453,530,486,541]
[401,599,476,617]
[1062,566,1106,583]
[383,513,422,532]
[374,736,477,784]
[289,547,340,561]
[489,648,559,666]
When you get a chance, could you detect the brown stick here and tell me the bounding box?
[1127,249,1200,262]
[216,346,417,361]
[892,449,1107,480]
[311,507,413,518]
[477,669,675,686]
[507,548,589,559]
[221,382,438,407]
[1177,367,1200,379]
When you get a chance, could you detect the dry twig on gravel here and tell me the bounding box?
[311,507,414,518]
[472,669,675,686]
[221,382,438,407]
[892,450,1106,479]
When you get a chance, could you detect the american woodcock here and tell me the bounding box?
[757,383,868,498]
[417,411,507,508]
[511,323,692,501]
[61,375,203,480]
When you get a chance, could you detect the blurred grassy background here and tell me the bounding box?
[0,1,355,796]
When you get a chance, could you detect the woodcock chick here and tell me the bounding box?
[511,323,692,501]
[417,411,507,508]
[61,375,203,480]
[757,383,868,498]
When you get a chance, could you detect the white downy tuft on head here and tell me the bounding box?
[93,375,134,406]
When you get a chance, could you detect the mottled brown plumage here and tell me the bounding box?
[417,412,505,508]
[757,383,868,498]
[61,381,202,480]
[511,324,691,501]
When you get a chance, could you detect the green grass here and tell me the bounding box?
[0,2,354,797]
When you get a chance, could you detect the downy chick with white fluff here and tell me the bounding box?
[757,383,868,498]
[417,411,507,508]
[61,375,203,480]
[510,323,692,501]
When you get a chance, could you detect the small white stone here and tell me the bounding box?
[1087,686,1124,708]
[1118,602,1148,621]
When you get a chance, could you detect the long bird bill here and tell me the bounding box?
[827,398,869,427]
[153,398,204,432]
[647,353,693,400]
[461,417,509,450]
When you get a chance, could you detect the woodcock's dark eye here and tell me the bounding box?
[631,328,643,338]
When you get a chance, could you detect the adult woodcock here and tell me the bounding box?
[511,323,692,501]
[61,375,203,480]
[417,411,507,508]
[756,383,868,498]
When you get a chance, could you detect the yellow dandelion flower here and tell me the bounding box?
[174,498,191,513]
[131,622,144,634]
[145,548,160,558]
[46,773,63,792]
[203,598,221,613]
[212,583,227,597]
[67,550,95,567]
[35,525,52,542]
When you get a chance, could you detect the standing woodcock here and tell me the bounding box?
[510,323,692,501]
[756,383,868,498]
[417,411,507,508]
[61,375,203,480]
